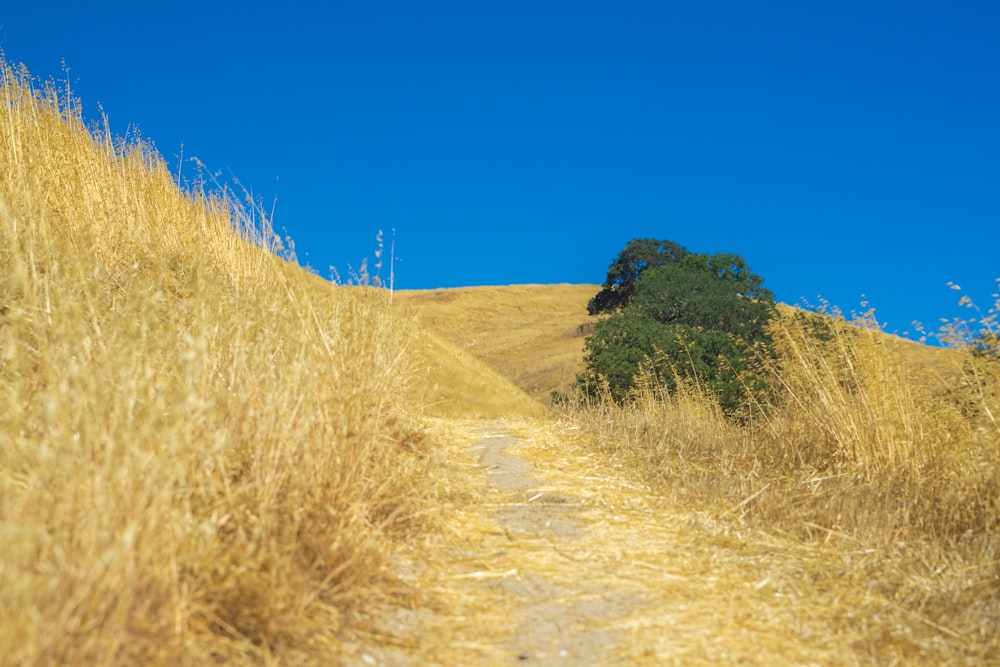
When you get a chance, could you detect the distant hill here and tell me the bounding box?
[401,286,962,406]
[397,284,599,403]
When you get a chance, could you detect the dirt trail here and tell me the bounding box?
[469,428,638,663]
[349,418,905,666]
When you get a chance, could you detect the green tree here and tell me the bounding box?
[579,245,776,414]
[631,254,773,339]
[587,238,689,315]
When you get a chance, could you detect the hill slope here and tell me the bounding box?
[411,325,547,418]
[397,284,598,402]
[0,57,539,664]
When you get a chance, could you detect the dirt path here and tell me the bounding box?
[347,418,930,666]
[468,427,639,663]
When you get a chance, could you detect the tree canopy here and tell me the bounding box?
[587,238,689,315]
[579,242,776,414]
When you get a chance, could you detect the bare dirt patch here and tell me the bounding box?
[473,432,587,541]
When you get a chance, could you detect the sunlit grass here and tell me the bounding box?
[0,56,436,664]
[397,283,599,402]
[562,296,1000,663]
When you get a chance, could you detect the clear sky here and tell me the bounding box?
[2,2,997,341]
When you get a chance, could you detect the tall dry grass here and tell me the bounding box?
[565,298,1000,662]
[0,58,432,664]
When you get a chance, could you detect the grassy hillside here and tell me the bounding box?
[0,57,540,665]
[406,285,1000,661]
[411,327,547,418]
[565,305,1000,661]
[397,283,598,402]
[401,284,969,407]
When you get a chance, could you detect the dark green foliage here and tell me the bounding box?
[579,310,680,399]
[580,242,777,415]
[630,255,773,338]
[587,238,689,315]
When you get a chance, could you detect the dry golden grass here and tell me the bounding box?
[7,50,999,665]
[561,305,1000,664]
[392,266,1000,663]
[372,415,1000,665]
[409,328,547,420]
[0,57,477,665]
[397,284,597,402]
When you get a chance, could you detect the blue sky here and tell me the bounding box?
[2,2,997,341]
